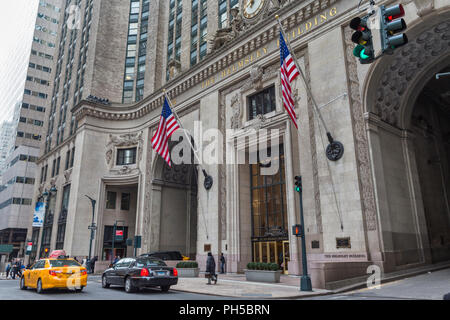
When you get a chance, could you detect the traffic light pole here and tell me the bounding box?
[85,195,96,263]
[297,177,313,291]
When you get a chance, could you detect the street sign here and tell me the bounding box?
[0,244,13,254]
[88,225,97,230]
[26,241,33,255]
[115,230,124,241]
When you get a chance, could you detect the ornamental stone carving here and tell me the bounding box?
[106,131,144,167]
[230,94,242,130]
[344,27,378,231]
[371,21,450,127]
[64,168,72,183]
[209,8,246,53]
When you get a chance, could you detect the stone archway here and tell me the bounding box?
[149,144,198,258]
[363,11,450,271]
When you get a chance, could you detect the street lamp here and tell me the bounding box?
[84,195,97,265]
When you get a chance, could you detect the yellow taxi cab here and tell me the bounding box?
[20,254,87,293]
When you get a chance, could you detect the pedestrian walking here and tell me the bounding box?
[220,253,226,274]
[5,263,11,279]
[206,252,217,285]
[91,256,98,273]
[11,260,18,280]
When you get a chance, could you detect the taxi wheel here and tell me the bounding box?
[124,277,136,293]
[76,286,84,293]
[102,275,110,288]
[20,277,27,290]
[36,279,44,294]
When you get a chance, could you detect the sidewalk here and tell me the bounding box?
[88,273,331,299]
[171,274,331,299]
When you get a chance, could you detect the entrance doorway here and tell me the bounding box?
[252,240,290,274]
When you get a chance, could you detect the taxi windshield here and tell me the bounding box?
[49,260,81,267]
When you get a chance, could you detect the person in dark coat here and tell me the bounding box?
[11,260,18,279]
[220,253,226,274]
[206,252,217,285]
[5,263,11,279]
[90,256,98,273]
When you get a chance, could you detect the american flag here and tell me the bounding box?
[151,97,181,167]
[280,31,300,129]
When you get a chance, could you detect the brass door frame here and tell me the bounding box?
[253,240,289,274]
[282,240,289,274]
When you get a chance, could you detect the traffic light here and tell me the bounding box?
[294,176,302,193]
[380,4,408,54]
[292,224,303,237]
[350,15,374,64]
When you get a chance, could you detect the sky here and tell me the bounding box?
[0,0,39,125]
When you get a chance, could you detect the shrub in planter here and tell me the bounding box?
[246,262,280,271]
[176,261,198,268]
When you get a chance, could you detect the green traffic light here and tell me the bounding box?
[295,186,301,193]
[353,45,371,60]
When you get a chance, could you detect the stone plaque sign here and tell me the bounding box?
[311,240,320,249]
[204,244,211,252]
[336,237,351,249]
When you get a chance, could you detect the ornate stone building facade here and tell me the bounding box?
[28,0,450,289]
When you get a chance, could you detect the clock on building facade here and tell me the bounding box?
[242,0,267,21]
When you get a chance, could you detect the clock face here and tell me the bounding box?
[243,0,265,19]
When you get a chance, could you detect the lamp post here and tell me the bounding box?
[294,176,312,291]
[84,195,96,263]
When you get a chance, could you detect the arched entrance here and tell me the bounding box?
[150,143,198,258]
[364,14,450,270]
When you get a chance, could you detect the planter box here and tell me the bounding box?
[177,268,200,278]
[245,269,282,283]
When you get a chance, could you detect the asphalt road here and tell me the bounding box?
[0,277,240,300]
[304,268,450,300]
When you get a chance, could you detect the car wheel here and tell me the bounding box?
[20,277,27,290]
[76,286,84,293]
[124,277,136,293]
[102,275,110,288]
[36,279,44,294]
[160,285,170,292]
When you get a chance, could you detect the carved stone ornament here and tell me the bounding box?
[251,114,267,130]
[209,8,246,53]
[50,177,57,187]
[230,94,242,130]
[64,168,72,182]
[372,21,450,127]
[106,131,144,168]
[167,58,181,80]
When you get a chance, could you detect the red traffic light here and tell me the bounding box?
[385,4,405,21]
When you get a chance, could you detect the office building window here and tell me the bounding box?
[121,193,131,211]
[116,148,137,166]
[106,191,116,209]
[248,86,276,120]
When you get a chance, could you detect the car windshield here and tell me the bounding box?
[49,260,81,267]
[136,258,166,268]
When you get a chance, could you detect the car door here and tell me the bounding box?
[115,258,135,286]
[107,260,123,285]
[30,260,45,287]
[26,261,38,287]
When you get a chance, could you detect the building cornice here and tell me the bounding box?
[72,0,364,124]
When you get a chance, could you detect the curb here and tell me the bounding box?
[331,264,450,294]
[170,286,333,300]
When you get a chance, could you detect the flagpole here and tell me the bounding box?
[276,15,344,161]
[162,89,213,190]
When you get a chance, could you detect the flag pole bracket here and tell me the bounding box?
[202,169,213,190]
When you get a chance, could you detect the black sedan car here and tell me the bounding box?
[102,257,178,293]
